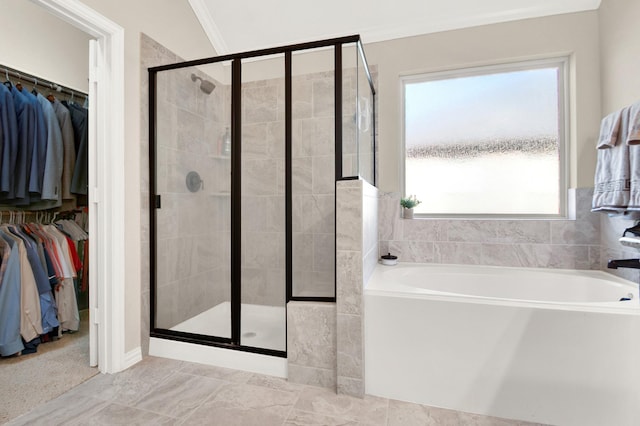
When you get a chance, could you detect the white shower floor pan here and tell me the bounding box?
[170,302,286,352]
[149,302,287,378]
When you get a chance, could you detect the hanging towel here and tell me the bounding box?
[597,109,623,149]
[626,103,640,210]
[592,107,631,213]
[627,101,640,145]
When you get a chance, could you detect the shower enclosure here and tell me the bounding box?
[149,36,376,358]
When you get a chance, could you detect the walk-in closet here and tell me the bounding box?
[0,1,96,423]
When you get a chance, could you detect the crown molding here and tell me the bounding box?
[188,0,229,55]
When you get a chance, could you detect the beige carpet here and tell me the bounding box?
[0,310,98,424]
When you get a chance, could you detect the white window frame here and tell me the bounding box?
[401,56,570,219]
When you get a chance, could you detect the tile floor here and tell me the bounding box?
[6,356,543,425]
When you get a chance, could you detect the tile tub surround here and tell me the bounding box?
[379,188,601,270]
[6,356,540,426]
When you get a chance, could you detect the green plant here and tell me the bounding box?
[400,195,421,209]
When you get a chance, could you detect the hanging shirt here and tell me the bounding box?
[0,228,43,342]
[52,99,76,201]
[65,102,88,196]
[45,225,75,278]
[42,247,59,290]
[28,93,64,208]
[9,86,34,201]
[7,225,59,334]
[40,226,64,280]
[0,237,23,356]
[44,224,79,331]
[0,84,18,196]
[19,90,47,197]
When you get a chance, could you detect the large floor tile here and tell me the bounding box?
[69,357,185,406]
[182,382,298,426]
[5,393,108,426]
[293,386,388,425]
[84,403,178,425]
[134,372,225,418]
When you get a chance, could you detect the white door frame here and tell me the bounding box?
[31,0,127,374]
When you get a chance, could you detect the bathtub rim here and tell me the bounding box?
[366,262,640,315]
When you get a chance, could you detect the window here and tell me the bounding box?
[402,58,567,217]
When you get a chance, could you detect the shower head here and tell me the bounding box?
[190,73,216,95]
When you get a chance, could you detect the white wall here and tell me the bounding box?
[597,0,640,282]
[599,0,640,113]
[0,0,91,91]
[364,11,602,192]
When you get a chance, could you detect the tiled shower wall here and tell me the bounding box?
[379,188,602,269]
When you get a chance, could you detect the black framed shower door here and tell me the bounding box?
[148,35,375,357]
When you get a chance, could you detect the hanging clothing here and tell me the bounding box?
[63,101,88,197]
[0,80,87,208]
[52,99,76,201]
[0,84,18,196]
[0,227,43,343]
[9,86,34,201]
[0,217,86,357]
[0,237,22,356]
[20,90,47,198]
[33,93,63,207]
[5,225,59,335]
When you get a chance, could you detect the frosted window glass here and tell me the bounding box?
[404,61,565,216]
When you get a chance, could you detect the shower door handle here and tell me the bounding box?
[155,194,161,209]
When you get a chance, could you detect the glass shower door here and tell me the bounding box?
[153,63,232,340]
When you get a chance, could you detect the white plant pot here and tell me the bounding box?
[403,208,414,219]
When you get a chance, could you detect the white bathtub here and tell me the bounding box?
[364,263,640,426]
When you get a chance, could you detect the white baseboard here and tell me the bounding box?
[123,347,143,370]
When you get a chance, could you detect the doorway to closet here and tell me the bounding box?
[0,2,94,422]
[0,0,126,422]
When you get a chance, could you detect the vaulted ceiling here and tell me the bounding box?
[188,0,601,55]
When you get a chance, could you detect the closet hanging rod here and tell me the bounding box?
[1,64,87,99]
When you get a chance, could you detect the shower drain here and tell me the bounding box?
[242,331,257,338]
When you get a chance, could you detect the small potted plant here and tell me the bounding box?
[400,195,421,219]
